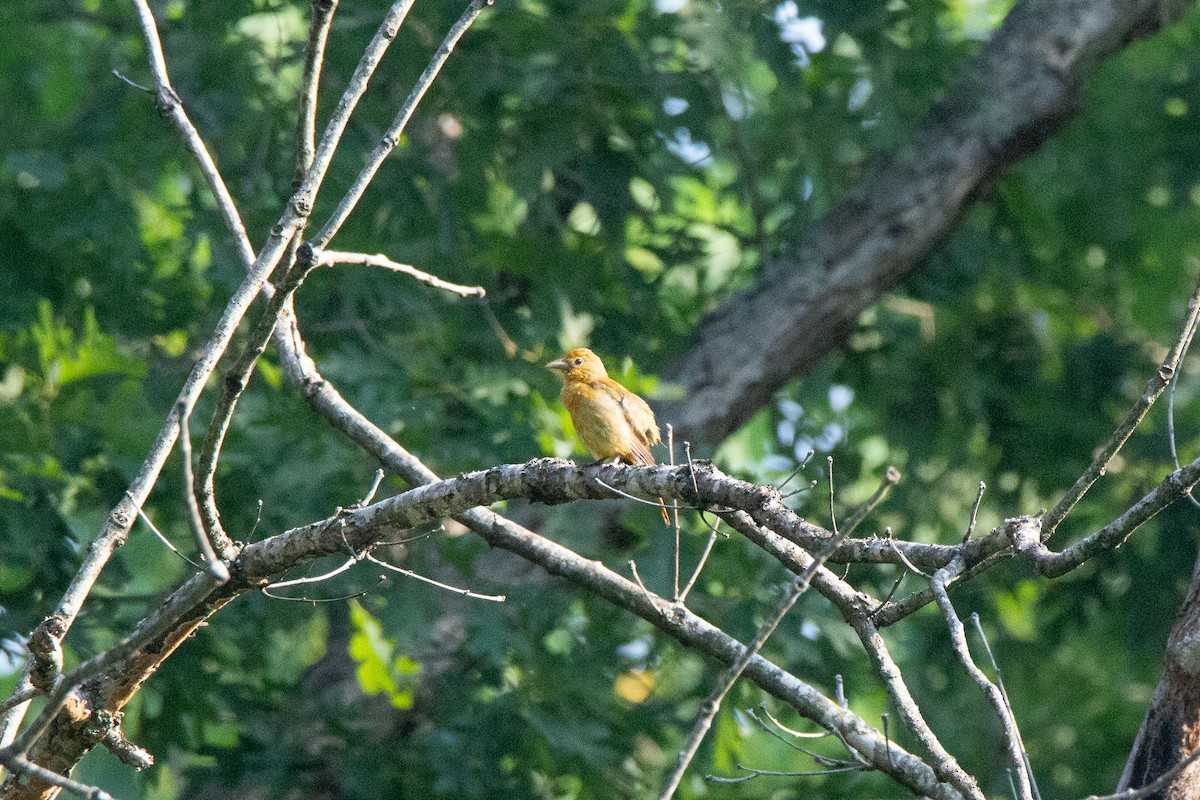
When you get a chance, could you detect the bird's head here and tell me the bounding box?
[546,348,608,382]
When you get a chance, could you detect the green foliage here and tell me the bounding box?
[6,0,1200,798]
[348,599,421,710]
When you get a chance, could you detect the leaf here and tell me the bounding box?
[348,600,421,710]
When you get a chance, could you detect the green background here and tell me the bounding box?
[3,0,1199,796]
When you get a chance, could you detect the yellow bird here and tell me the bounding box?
[546,348,670,525]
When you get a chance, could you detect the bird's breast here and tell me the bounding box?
[562,381,637,461]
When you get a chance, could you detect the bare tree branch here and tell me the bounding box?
[3,460,967,800]
[1042,272,1200,536]
[1011,452,1200,577]
[932,560,1033,800]
[308,0,493,251]
[178,405,228,579]
[193,0,491,548]
[318,250,486,297]
[295,0,339,186]
[656,469,864,798]
[128,0,256,268]
[662,0,1192,443]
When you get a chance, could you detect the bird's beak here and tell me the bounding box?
[545,358,568,372]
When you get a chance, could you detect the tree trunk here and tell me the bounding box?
[662,0,1191,444]
[1119,547,1200,798]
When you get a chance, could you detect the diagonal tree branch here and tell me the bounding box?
[932,560,1034,800]
[0,0,465,777]
[662,0,1192,443]
[3,460,964,800]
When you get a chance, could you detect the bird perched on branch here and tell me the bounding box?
[546,348,670,525]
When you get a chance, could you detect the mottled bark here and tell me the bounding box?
[664,0,1192,444]
[1119,550,1200,799]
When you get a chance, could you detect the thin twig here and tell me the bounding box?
[355,468,386,508]
[318,250,485,297]
[308,0,494,250]
[1043,273,1200,536]
[747,711,871,776]
[1167,360,1200,510]
[594,478,705,514]
[707,762,866,784]
[827,457,838,535]
[628,560,660,611]
[265,556,359,591]
[882,713,893,768]
[1166,266,1200,511]
[840,466,901,537]
[263,576,385,603]
[931,562,1032,800]
[679,519,720,605]
[249,499,265,540]
[677,442,718,604]
[178,406,229,580]
[873,572,906,612]
[125,492,202,570]
[971,614,1041,800]
[747,710,838,758]
[480,298,520,357]
[964,481,986,544]
[887,536,930,579]
[655,488,857,798]
[758,706,831,742]
[781,479,818,500]
[778,449,816,492]
[366,554,505,601]
[111,69,150,93]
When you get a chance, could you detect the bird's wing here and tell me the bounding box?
[620,392,660,444]
[587,378,661,465]
[617,389,661,465]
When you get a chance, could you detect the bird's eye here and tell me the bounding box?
[573,358,583,365]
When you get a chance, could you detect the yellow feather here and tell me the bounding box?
[546,348,669,525]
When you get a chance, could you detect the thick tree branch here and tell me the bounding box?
[663,0,1191,443]
[1009,453,1200,577]
[1117,553,1200,796]
[3,460,963,800]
